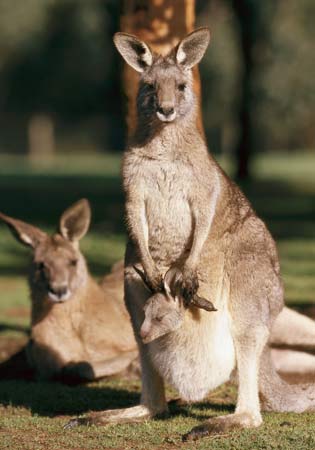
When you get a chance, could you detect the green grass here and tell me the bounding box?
[0,151,314,449]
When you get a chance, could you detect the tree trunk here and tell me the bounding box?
[231,0,267,180]
[120,0,203,136]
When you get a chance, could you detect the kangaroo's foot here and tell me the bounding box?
[64,404,165,429]
[183,412,262,441]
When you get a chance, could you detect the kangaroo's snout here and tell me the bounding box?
[48,284,71,302]
[140,326,150,340]
[156,104,177,123]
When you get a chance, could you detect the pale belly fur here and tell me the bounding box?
[148,305,235,402]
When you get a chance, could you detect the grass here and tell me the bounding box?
[0,150,314,449]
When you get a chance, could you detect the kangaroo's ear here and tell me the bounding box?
[0,212,46,248]
[114,32,153,72]
[163,267,183,301]
[176,28,210,69]
[59,199,91,242]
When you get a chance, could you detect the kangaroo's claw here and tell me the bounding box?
[63,417,90,429]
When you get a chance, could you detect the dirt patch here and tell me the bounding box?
[4,306,30,318]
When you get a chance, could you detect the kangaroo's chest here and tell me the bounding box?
[148,307,235,402]
[127,156,194,265]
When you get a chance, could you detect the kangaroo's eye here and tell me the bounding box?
[70,259,78,267]
[155,315,165,323]
[178,83,186,92]
[36,262,45,270]
[146,83,155,90]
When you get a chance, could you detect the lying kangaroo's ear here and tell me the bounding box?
[59,199,91,242]
[176,28,210,69]
[114,32,153,73]
[0,212,46,248]
[163,267,183,301]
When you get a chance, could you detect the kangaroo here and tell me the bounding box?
[1,208,312,383]
[0,199,138,382]
[66,29,315,435]
[138,266,217,344]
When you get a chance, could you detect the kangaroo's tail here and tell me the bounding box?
[259,346,315,412]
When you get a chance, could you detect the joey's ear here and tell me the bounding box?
[176,27,210,69]
[0,212,46,248]
[163,267,183,300]
[114,32,153,72]
[59,199,91,242]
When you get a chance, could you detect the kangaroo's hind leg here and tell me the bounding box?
[184,255,281,441]
[64,260,167,428]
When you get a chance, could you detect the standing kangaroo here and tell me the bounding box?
[0,199,137,382]
[66,29,315,436]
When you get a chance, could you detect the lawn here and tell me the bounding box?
[0,151,314,450]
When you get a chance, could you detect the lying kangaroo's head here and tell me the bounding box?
[114,28,210,123]
[0,199,91,303]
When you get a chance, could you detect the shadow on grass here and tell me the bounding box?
[0,173,124,233]
[0,378,140,417]
[0,322,30,334]
[167,398,235,422]
[239,179,315,240]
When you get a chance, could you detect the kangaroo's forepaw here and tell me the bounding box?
[181,268,199,302]
[182,412,262,441]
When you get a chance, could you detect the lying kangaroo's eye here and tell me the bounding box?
[36,262,45,270]
[178,83,186,92]
[70,259,78,267]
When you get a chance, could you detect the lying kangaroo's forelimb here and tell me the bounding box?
[271,349,315,376]
[270,306,315,354]
[0,346,35,380]
[59,351,139,383]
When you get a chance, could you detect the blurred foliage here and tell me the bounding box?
[0,0,314,154]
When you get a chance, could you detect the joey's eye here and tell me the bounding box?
[155,315,165,323]
[178,83,186,92]
[70,259,78,267]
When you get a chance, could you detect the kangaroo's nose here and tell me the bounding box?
[140,327,149,340]
[48,284,69,299]
[157,106,174,117]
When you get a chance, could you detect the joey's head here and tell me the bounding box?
[138,267,185,344]
[114,28,210,124]
[0,199,91,304]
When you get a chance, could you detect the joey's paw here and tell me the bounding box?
[181,267,199,303]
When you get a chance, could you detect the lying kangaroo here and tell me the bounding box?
[66,28,315,435]
[0,199,138,382]
[1,205,312,384]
